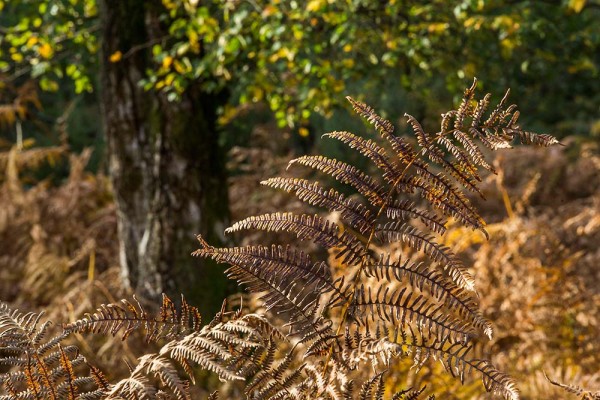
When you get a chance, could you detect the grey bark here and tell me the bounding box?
[99,0,231,315]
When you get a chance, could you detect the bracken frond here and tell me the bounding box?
[395,331,519,400]
[288,155,386,205]
[191,80,558,400]
[363,255,492,339]
[349,285,477,344]
[375,222,475,292]
[0,303,108,399]
[63,294,201,342]
[261,177,375,235]
[225,212,367,265]
[194,236,335,346]
[544,372,600,400]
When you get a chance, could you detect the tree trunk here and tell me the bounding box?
[99,0,231,316]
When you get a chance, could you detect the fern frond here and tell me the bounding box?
[192,241,344,301]
[405,114,439,161]
[397,175,486,235]
[358,370,385,400]
[449,130,494,173]
[106,372,156,399]
[63,294,201,342]
[474,130,512,150]
[345,96,395,139]
[225,213,367,265]
[394,329,519,400]
[193,82,558,399]
[288,155,386,205]
[454,78,478,130]
[0,303,107,399]
[194,237,335,345]
[375,222,475,292]
[245,350,305,399]
[57,345,78,400]
[471,93,491,128]
[364,255,492,339]
[405,112,482,196]
[385,199,447,235]
[435,135,482,181]
[261,177,376,235]
[509,130,560,147]
[137,354,190,400]
[544,372,600,400]
[391,386,428,400]
[322,131,402,182]
[350,285,477,344]
[207,391,219,400]
[409,160,481,221]
[104,310,281,398]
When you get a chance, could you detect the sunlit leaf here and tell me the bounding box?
[568,0,586,13]
[109,50,122,63]
[306,0,326,12]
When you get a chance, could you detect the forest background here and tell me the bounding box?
[0,0,599,398]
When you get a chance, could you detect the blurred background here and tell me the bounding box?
[0,0,598,398]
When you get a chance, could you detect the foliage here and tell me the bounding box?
[448,0,600,136]
[1,1,598,135]
[0,0,97,94]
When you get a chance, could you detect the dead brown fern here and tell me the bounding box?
[192,78,558,399]
[0,81,41,130]
[545,372,600,400]
[0,301,108,399]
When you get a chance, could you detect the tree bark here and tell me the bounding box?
[99,0,231,316]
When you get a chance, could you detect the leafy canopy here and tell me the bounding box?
[1,0,598,134]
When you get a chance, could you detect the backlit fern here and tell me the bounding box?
[193,78,558,399]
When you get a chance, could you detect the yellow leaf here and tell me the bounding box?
[262,5,277,17]
[162,0,177,10]
[173,60,186,74]
[38,43,53,59]
[464,16,483,30]
[569,0,586,13]
[293,29,304,41]
[187,29,199,49]
[306,0,325,12]
[109,51,122,63]
[343,44,352,53]
[11,53,23,62]
[428,22,448,34]
[298,127,309,137]
[26,36,39,48]
[165,73,175,86]
[162,56,173,69]
[251,87,264,102]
